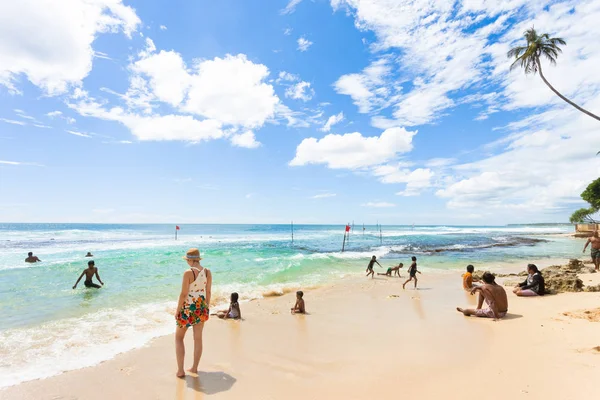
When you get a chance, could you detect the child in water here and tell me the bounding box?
[291,291,306,314]
[217,292,242,319]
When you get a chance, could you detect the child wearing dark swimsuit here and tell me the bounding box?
[402,257,421,289]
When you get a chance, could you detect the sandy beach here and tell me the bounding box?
[2,259,599,400]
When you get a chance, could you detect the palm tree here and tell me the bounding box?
[507,28,600,122]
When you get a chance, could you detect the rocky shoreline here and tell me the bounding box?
[474,259,599,294]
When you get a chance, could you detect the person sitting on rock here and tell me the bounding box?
[513,264,545,296]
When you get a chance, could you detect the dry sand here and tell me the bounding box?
[2,264,600,400]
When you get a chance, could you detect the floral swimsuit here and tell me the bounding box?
[176,267,209,328]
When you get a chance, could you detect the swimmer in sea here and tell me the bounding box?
[73,260,104,289]
[25,252,41,263]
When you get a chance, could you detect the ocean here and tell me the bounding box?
[0,223,580,387]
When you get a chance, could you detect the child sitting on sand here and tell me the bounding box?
[291,291,306,314]
[217,292,242,319]
[377,263,403,277]
[462,264,480,290]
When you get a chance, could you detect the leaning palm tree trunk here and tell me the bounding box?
[536,59,600,121]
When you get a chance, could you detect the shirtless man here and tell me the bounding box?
[73,260,104,289]
[457,272,508,320]
[25,252,41,263]
[582,230,600,271]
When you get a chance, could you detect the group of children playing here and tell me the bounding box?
[365,255,422,289]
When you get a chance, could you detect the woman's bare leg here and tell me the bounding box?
[175,326,188,377]
[402,277,412,289]
[189,323,205,373]
[413,276,418,289]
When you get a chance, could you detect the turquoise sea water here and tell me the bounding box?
[0,223,581,387]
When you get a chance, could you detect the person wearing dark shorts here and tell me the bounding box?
[365,255,382,278]
[402,256,421,289]
[73,260,104,289]
[583,231,600,271]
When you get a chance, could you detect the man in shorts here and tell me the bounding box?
[457,272,508,320]
[583,230,600,271]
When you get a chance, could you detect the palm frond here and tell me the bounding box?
[507,27,566,75]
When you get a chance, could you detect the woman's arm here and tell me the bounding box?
[518,278,528,288]
[205,269,212,306]
[520,274,540,291]
[175,271,191,317]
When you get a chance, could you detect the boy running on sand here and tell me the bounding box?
[402,257,421,289]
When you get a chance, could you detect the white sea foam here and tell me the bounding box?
[0,301,176,388]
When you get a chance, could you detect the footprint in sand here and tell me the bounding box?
[592,346,600,353]
[119,366,134,375]
[387,295,399,299]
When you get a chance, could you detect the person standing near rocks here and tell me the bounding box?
[582,230,600,271]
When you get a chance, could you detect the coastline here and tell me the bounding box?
[2,258,600,400]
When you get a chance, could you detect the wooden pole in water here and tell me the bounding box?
[363,223,365,236]
[380,225,382,245]
[291,221,294,245]
[341,230,347,252]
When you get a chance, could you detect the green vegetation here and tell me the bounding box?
[508,28,600,122]
[570,178,600,223]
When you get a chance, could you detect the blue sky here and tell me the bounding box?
[1,0,600,224]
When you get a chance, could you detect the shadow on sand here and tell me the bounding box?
[184,371,237,395]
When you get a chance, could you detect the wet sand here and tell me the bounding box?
[2,263,600,400]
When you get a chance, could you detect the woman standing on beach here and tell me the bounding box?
[175,248,212,378]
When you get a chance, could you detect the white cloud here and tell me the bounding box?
[183,54,279,127]
[131,48,190,107]
[284,28,293,35]
[290,127,416,169]
[245,193,255,199]
[0,0,140,94]
[297,37,313,52]
[159,25,167,30]
[46,111,62,117]
[0,118,26,126]
[231,131,261,149]
[66,130,92,138]
[361,202,395,207]
[281,0,303,15]
[372,165,434,196]
[278,71,298,82]
[69,44,283,145]
[0,160,44,167]
[285,81,314,101]
[321,112,344,132]
[329,0,529,126]
[311,193,336,199]
[333,58,394,113]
